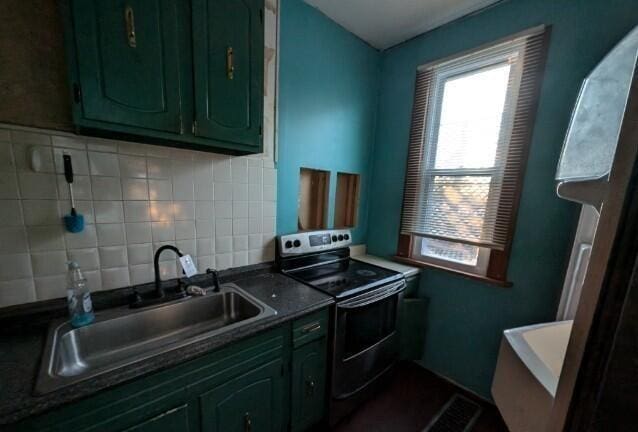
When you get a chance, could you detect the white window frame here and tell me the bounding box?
[412,236,492,276]
[409,42,526,276]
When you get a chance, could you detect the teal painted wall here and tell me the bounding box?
[276,0,380,242]
[367,0,638,398]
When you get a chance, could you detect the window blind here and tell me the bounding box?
[400,27,548,251]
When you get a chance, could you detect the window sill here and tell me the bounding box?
[393,256,513,288]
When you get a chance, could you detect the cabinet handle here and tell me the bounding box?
[305,378,316,396]
[244,412,252,432]
[227,47,235,80]
[302,322,321,334]
[124,5,137,48]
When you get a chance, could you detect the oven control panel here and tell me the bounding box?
[278,229,352,256]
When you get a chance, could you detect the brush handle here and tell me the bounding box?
[63,155,74,184]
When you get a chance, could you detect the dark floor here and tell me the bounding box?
[332,361,509,432]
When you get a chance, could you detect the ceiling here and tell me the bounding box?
[304,0,501,50]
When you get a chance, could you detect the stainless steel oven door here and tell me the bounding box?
[332,279,405,399]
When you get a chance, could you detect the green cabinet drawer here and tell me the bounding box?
[292,309,328,348]
[291,338,327,432]
[199,358,285,432]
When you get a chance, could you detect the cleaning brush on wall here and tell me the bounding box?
[62,154,84,233]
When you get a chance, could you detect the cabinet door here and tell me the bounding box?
[123,404,191,432]
[191,0,264,148]
[71,0,183,133]
[291,339,327,432]
[200,358,284,432]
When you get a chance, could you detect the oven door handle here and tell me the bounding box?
[337,280,406,309]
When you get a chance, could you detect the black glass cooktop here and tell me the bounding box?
[286,258,403,299]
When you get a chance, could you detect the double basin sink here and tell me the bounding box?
[35,283,277,394]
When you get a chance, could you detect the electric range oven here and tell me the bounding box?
[276,229,405,425]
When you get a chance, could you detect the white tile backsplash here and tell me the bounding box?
[0,279,36,306]
[31,250,68,277]
[125,222,152,244]
[58,174,92,200]
[148,179,172,201]
[89,152,120,176]
[151,221,175,242]
[0,173,19,199]
[96,223,126,246]
[99,246,128,269]
[119,155,147,178]
[94,201,124,224]
[91,176,122,200]
[65,224,98,249]
[34,275,67,300]
[147,157,171,179]
[0,254,32,281]
[18,173,58,199]
[68,248,100,270]
[26,225,64,251]
[122,178,149,200]
[124,201,151,222]
[0,124,277,307]
[128,243,153,265]
[21,200,58,226]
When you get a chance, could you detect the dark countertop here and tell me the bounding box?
[0,267,333,425]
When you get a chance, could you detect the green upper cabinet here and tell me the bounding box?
[70,0,183,133]
[191,0,263,148]
[63,0,264,154]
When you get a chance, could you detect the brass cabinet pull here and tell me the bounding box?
[124,5,137,48]
[302,322,321,334]
[227,47,235,80]
[244,412,252,432]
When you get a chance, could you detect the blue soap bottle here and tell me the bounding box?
[66,261,95,327]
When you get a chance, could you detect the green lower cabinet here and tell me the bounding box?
[10,309,330,432]
[124,404,192,432]
[200,358,284,432]
[291,338,327,432]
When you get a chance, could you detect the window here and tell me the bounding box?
[397,27,549,283]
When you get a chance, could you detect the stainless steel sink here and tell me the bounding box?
[35,283,277,394]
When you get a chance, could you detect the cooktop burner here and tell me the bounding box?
[286,258,403,298]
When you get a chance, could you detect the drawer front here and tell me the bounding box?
[292,309,328,348]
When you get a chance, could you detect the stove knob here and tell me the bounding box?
[344,234,350,240]
[284,240,293,249]
[338,234,344,241]
[332,235,338,242]
[293,239,301,248]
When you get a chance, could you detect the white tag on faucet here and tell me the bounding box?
[179,255,198,278]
